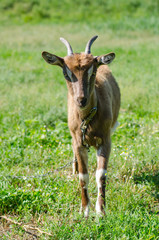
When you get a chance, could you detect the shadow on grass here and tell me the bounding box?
[133,171,159,214]
[133,172,159,197]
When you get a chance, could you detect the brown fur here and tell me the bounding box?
[64,53,94,70]
[42,48,120,217]
[67,59,120,151]
[66,54,120,215]
[80,180,90,207]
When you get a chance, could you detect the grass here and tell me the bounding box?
[0,0,159,32]
[0,1,159,239]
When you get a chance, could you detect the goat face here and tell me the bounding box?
[42,36,115,109]
[42,51,115,108]
[63,54,97,108]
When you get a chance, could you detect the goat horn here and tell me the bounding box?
[85,35,98,54]
[60,37,73,56]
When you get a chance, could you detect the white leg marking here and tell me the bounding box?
[96,199,102,214]
[80,203,90,217]
[96,169,107,214]
[96,169,107,188]
[79,173,89,187]
[84,204,89,218]
[111,121,119,135]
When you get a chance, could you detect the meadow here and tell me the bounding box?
[0,0,159,239]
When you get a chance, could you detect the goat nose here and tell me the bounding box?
[77,97,87,107]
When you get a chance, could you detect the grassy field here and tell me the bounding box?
[0,1,159,239]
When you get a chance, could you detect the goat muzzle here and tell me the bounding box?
[77,97,87,108]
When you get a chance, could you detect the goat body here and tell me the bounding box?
[42,36,120,217]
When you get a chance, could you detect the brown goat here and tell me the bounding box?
[42,36,120,217]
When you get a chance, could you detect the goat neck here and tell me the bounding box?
[77,89,97,121]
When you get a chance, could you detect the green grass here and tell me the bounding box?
[0,1,159,239]
[0,0,159,33]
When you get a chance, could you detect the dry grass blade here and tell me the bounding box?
[0,215,53,237]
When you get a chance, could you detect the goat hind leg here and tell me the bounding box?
[72,140,79,174]
[73,156,78,174]
[96,139,111,215]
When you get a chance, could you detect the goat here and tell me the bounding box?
[42,36,120,217]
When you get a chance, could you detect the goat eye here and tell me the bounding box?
[87,65,94,79]
[66,66,72,80]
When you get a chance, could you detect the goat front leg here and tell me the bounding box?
[96,136,111,215]
[74,144,89,217]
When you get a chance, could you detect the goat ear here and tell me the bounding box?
[96,52,115,65]
[42,51,64,68]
